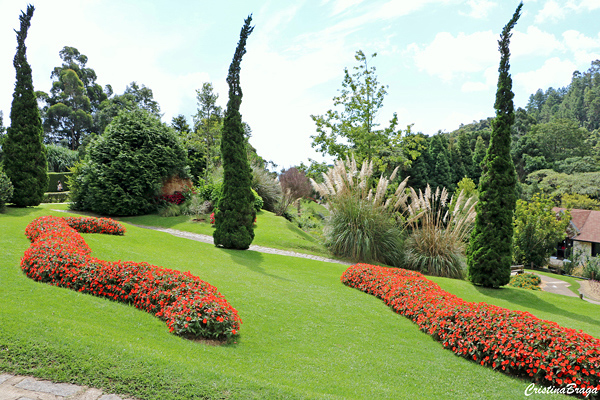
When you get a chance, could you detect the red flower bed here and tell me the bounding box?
[342,264,600,397]
[21,216,241,340]
[160,191,186,205]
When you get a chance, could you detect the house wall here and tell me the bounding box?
[573,240,592,260]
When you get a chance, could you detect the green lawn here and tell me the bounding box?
[1,204,590,399]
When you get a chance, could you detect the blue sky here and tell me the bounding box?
[1,0,599,169]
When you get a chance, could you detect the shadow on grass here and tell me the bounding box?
[223,248,293,282]
[473,285,600,327]
[4,205,43,218]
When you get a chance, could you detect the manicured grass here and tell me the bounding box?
[116,208,332,259]
[0,205,583,399]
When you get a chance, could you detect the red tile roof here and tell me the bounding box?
[554,208,600,243]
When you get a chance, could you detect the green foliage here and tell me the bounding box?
[213,16,256,250]
[468,3,522,288]
[41,191,69,203]
[508,273,541,290]
[3,5,48,207]
[0,169,14,211]
[94,82,161,134]
[47,172,72,192]
[560,193,600,210]
[310,50,406,169]
[583,257,600,280]
[429,134,453,191]
[526,169,600,201]
[69,109,188,216]
[251,188,263,211]
[471,135,486,185]
[46,144,78,172]
[159,202,183,217]
[513,194,571,268]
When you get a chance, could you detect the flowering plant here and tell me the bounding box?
[21,216,241,339]
[342,263,600,396]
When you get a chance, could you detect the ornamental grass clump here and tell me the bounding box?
[401,185,477,279]
[311,156,408,267]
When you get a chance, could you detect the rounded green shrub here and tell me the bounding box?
[251,188,263,211]
[0,169,14,212]
[69,109,189,216]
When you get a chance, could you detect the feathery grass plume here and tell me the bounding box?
[311,156,408,266]
[401,184,477,279]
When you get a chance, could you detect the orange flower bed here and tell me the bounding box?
[21,216,241,339]
[342,263,600,397]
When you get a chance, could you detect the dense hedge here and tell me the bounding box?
[47,172,72,192]
[342,264,600,398]
[21,216,241,339]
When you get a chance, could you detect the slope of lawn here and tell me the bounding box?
[0,205,589,399]
[114,207,332,259]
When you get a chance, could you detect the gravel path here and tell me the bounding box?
[129,223,352,265]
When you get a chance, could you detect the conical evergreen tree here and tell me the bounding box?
[457,132,473,178]
[3,5,47,207]
[429,134,452,190]
[471,135,486,184]
[467,2,522,288]
[213,15,255,250]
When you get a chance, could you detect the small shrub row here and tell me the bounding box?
[341,263,600,397]
[509,272,542,290]
[42,192,70,203]
[21,216,241,340]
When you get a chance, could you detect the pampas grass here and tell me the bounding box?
[312,156,408,266]
[401,185,477,279]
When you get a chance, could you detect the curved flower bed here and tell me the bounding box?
[342,264,600,397]
[21,216,241,339]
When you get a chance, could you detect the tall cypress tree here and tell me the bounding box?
[471,135,486,185]
[4,5,47,207]
[467,2,522,288]
[213,15,255,250]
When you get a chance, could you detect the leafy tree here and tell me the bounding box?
[297,159,331,184]
[44,68,93,149]
[310,50,402,167]
[193,83,223,180]
[213,15,255,250]
[526,169,600,201]
[471,135,486,184]
[560,193,600,210]
[42,47,108,148]
[513,194,571,267]
[0,169,14,212]
[3,5,48,207]
[50,47,108,112]
[94,82,161,134]
[468,3,522,288]
[69,109,188,216]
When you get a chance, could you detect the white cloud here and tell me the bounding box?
[409,31,497,81]
[514,57,577,94]
[512,26,563,57]
[461,0,498,19]
[461,66,497,92]
[534,0,567,24]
